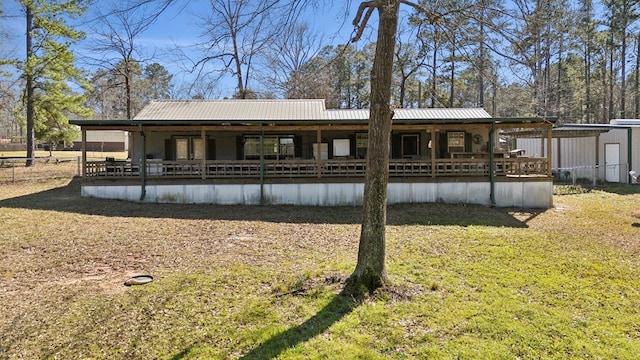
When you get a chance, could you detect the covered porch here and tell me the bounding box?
[69,100,555,207]
[78,121,553,181]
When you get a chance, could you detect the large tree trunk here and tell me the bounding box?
[346,0,399,294]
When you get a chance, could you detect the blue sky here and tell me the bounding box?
[1,0,368,98]
[132,0,362,96]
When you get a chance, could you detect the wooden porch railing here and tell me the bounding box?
[84,158,550,179]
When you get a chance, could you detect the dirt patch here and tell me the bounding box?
[56,270,150,293]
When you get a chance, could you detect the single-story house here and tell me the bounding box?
[515,119,640,184]
[69,99,555,207]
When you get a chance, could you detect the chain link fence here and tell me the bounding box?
[0,157,81,183]
[553,163,632,186]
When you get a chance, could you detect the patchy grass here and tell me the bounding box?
[553,184,593,195]
[0,150,128,160]
[1,178,639,359]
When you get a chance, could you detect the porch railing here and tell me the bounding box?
[85,158,549,180]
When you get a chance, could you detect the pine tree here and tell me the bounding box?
[19,0,92,164]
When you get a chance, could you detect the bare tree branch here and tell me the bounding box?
[352,1,376,42]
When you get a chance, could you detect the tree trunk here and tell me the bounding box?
[125,60,132,119]
[346,0,399,294]
[449,46,455,108]
[431,28,437,108]
[399,76,406,108]
[585,39,591,123]
[620,15,627,119]
[609,37,615,122]
[635,34,639,119]
[231,29,245,98]
[26,5,35,167]
[478,13,485,108]
[556,41,562,119]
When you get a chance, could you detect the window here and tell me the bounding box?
[244,135,294,160]
[176,138,188,160]
[333,139,350,157]
[175,137,204,160]
[279,137,294,159]
[356,133,368,159]
[401,134,419,158]
[447,132,465,153]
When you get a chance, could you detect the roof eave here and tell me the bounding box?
[69,116,554,127]
[562,123,637,129]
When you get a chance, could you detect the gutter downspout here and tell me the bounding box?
[628,128,633,183]
[259,124,265,205]
[81,129,87,178]
[489,121,496,206]
[139,124,146,201]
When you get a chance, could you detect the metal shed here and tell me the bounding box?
[515,120,640,184]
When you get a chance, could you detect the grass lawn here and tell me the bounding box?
[1,177,639,359]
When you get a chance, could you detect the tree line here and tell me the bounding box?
[2,0,640,151]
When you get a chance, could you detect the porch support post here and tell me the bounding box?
[595,134,600,181]
[81,128,87,177]
[201,127,206,179]
[259,124,265,205]
[139,124,146,201]
[556,137,561,171]
[489,121,496,206]
[430,128,436,177]
[316,128,322,179]
[628,128,633,183]
[547,125,552,177]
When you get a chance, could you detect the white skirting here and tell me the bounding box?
[81,181,553,208]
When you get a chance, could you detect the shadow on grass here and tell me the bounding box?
[0,177,541,227]
[169,288,358,360]
[238,293,357,360]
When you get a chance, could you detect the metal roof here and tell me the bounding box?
[325,109,370,120]
[71,99,553,126]
[133,99,328,121]
[504,127,609,138]
[394,108,492,120]
[324,107,492,121]
[562,119,640,129]
[611,119,640,126]
[131,99,494,123]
